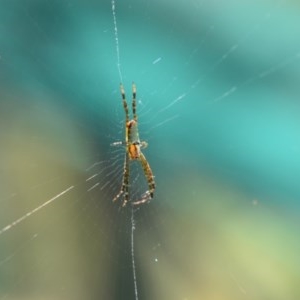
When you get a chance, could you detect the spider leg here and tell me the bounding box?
[113,152,130,206]
[122,152,130,206]
[139,152,155,198]
[132,190,152,206]
[120,84,129,124]
[132,83,137,122]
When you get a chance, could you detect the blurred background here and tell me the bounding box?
[0,0,300,299]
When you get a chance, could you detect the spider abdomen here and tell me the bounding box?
[128,144,141,160]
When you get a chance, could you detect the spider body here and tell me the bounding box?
[126,120,147,159]
[112,83,155,207]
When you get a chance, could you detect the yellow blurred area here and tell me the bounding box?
[0,90,115,299]
[137,171,299,299]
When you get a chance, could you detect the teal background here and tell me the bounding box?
[0,0,300,299]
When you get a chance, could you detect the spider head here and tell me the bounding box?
[126,120,137,129]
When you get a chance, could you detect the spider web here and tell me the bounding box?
[0,0,300,299]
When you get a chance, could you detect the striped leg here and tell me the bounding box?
[113,152,130,207]
[131,152,155,206]
[132,83,137,122]
[120,84,129,123]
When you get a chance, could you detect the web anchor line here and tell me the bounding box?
[111,0,123,83]
[131,207,139,300]
[0,186,74,236]
[111,2,139,300]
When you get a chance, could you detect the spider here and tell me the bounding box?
[112,83,155,207]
